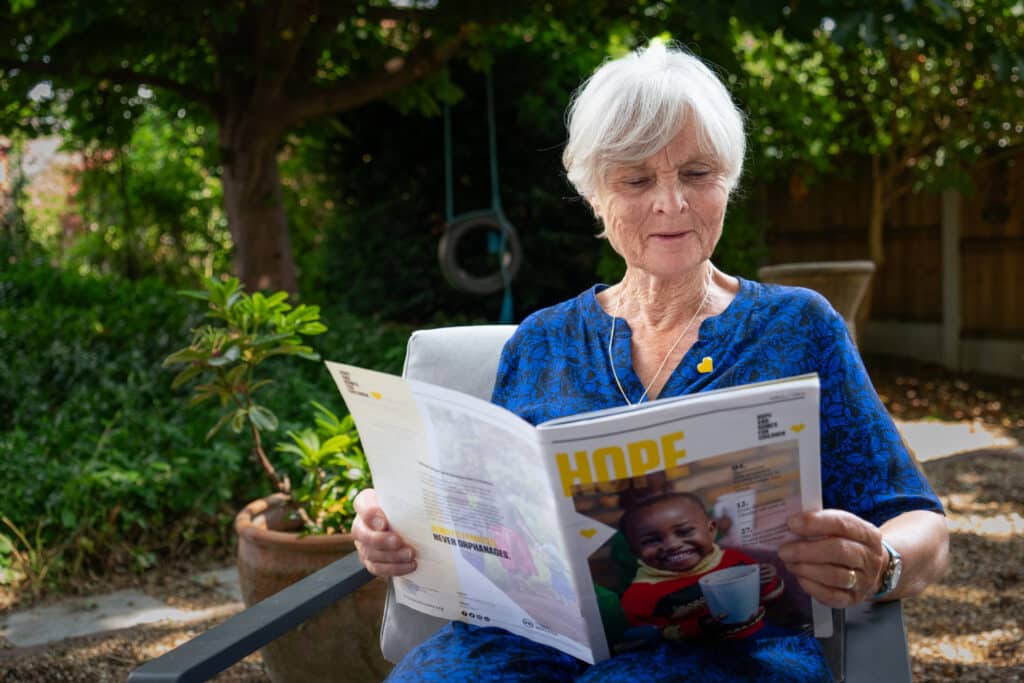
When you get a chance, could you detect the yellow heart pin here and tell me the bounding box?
[579,528,597,539]
[696,356,714,374]
[790,423,805,433]
[370,391,382,400]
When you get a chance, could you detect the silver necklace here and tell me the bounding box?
[607,278,712,406]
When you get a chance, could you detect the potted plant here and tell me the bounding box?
[163,276,391,682]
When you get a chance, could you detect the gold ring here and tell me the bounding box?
[844,569,857,591]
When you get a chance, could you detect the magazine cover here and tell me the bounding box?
[536,375,828,656]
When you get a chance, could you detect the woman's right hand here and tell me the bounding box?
[351,489,417,576]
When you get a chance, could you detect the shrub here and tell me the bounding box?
[0,260,412,588]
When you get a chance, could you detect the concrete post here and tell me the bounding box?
[941,189,962,370]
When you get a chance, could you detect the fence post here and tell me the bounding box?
[941,189,962,371]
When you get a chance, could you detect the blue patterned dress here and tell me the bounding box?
[388,278,943,682]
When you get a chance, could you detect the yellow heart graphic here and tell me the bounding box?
[790,423,805,433]
[696,356,714,374]
[370,391,382,400]
[579,528,597,539]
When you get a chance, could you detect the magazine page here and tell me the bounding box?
[325,362,603,662]
[535,374,830,658]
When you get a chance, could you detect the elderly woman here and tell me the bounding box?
[353,42,949,681]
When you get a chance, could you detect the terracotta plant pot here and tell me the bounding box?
[235,494,392,682]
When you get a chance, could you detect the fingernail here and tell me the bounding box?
[371,517,385,531]
[400,549,413,561]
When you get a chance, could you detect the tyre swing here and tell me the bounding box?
[437,67,521,323]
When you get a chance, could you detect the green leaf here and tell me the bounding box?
[251,332,294,347]
[298,322,327,335]
[248,405,279,432]
[188,391,217,407]
[170,364,205,389]
[61,508,77,529]
[230,409,248,433]
[321,434,354,453]
[249,379,273,394]
[223,363,248,387]
[205,411,233,440]
[163,347,207,366]
[177,289,210,301]
[207,345,241,367]
[275,443,307,457]
[0,533,13,555]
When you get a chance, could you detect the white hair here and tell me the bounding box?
[563,41,746,199]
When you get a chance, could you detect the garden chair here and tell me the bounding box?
[758,260,876,344]
[128,325,912,683]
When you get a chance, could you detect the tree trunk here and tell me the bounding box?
[219,120,298,294]
[869,154,885,266]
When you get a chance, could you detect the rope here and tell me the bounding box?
[439,65,518,322]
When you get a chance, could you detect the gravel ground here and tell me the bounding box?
[1,355,1021,682]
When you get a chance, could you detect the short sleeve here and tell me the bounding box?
[809,296,944,526]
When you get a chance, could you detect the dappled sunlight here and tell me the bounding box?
[904,446,1024,679]
[910,626,1024,666]
[916,583,1015,609]
[944,507,1024,538]
[941,484,1024,538]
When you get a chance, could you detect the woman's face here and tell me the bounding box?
[590,123,729,280]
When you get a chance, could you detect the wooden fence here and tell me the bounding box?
[758,154,1024,339]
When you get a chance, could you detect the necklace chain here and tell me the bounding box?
[608,275,712,406]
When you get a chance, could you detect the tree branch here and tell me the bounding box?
[976,144,1024,170]
[0,58,221,113]
[281,25,470,128]
[250,0,320,107]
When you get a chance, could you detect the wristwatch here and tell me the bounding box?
[872,539,903,599]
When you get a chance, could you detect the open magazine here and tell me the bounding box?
[327,362,830,664]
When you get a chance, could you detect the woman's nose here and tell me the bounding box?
[653,179,689,214]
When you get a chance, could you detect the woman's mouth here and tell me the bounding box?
[650,230,694,242]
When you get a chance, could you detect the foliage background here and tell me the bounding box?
[0,1,1021,592]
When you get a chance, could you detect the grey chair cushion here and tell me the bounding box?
[381,325,516,663]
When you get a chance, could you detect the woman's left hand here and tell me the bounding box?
[777,510,887,607]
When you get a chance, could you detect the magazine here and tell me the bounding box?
[327,362,830,664]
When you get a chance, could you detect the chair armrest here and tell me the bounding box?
[128,552,374,683]
[845,600,911,683]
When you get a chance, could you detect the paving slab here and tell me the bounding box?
[0,566,244,648]
[192,566,242,602]
[895,418,1020,462]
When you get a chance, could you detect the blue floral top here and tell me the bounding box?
[492,278,942,526]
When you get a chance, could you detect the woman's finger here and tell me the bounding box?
[350,490,417,577]
[788,509,881,548]
[777,535,872,571]
[785,561,863,593]
[789,573,862,609]
[353,488,389,533]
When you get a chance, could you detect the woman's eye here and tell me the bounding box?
[683,170,710,179]
[622,177,650,188]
